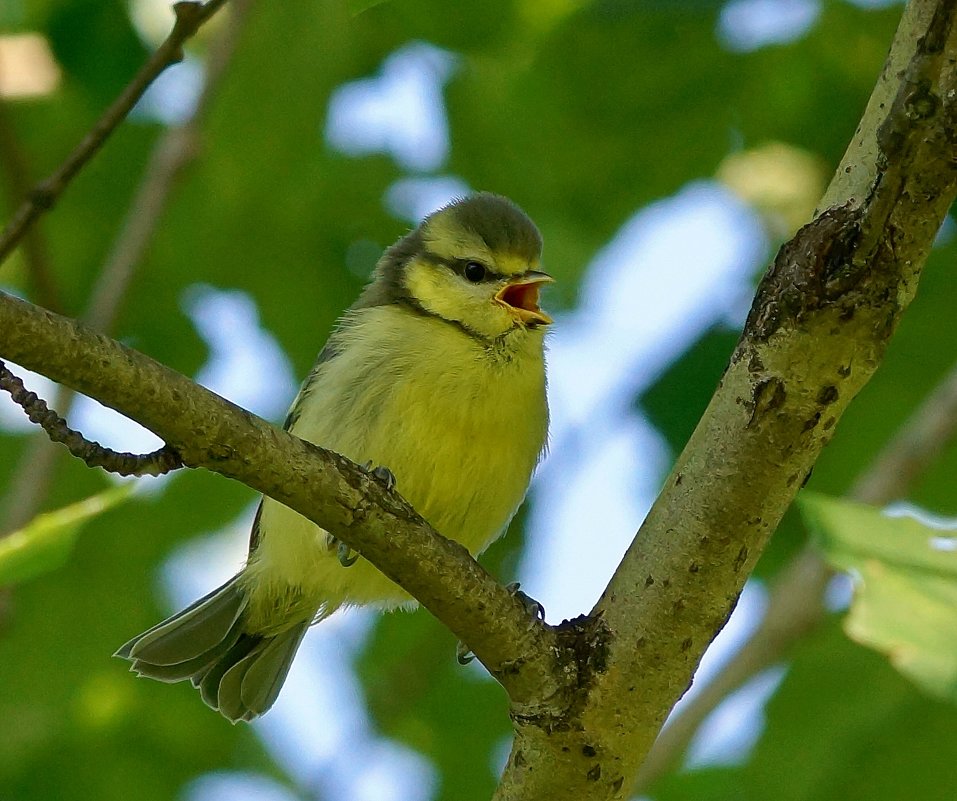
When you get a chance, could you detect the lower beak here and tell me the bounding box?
[494,270,554,327]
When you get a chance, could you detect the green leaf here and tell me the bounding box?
[798,491,957,702]
[0,484,133,586]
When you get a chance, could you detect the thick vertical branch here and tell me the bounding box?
[635,358,957,789]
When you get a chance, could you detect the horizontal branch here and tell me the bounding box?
[0,291,569,711]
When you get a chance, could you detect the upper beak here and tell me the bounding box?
[494,270,554,327]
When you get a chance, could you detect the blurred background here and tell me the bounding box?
[1,0,956,799]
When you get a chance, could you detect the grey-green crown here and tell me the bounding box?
[429,192,542,263]
[358,192,541,309]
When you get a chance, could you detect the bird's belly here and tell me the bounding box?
[245,315,547,620]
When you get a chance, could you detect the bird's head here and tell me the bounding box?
[367,193,552,341]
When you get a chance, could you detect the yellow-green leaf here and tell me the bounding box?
[799,491,957,703]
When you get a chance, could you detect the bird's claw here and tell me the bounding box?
[361,461,397,491]
[337,540,359,567]
[325,533,359,567]
[324,462,394,570]
[506,581,546,620]
[455,583,545,666]
[456,640,475,665]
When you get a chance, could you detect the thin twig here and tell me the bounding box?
[0,0,252,535]
[635,359,957,790]
[0,0,229,268]
[0,361,182,476]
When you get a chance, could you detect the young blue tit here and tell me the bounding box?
[116,192,552,722]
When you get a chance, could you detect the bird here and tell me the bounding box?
[115,192,552,722]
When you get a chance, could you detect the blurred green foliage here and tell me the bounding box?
[1,0,956,800]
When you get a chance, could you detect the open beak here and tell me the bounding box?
[494,270,554,327]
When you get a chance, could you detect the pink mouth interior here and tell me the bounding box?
[500,282,542,313]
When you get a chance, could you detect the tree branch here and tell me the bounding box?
[84,0,253,334]
[635,357,957,790]
[0,290,569,711]
[0,360,183,476]
[495,0,957,797]
[0,0,229,268]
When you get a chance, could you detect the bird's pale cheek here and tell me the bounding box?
[467,301,518,339]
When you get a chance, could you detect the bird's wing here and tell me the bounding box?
[255,323,350,554]
[282,338,342,431]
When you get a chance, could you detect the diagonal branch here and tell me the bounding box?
[635,358,957,790]
[84,0,254,334]
[0,0,229,268]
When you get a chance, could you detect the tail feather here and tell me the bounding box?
[218,644,266,722]
[115,576,311,723]
[235,625,309,719]
[195,633,261,709]
[131,644,238,685]
[116,576,247,665]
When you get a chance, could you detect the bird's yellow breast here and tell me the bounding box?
[245,304,548,621]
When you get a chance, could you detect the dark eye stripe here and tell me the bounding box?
[419,250,454,268]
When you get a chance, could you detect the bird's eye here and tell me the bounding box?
[464,261,486,283]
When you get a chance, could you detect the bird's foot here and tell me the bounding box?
[506,581,546,621]
[337,540,359,567]
[455,582,545,665]
[325,533,359,567]
[326,463,394,569]
[456,640,475,665]
[361,461,397,491]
